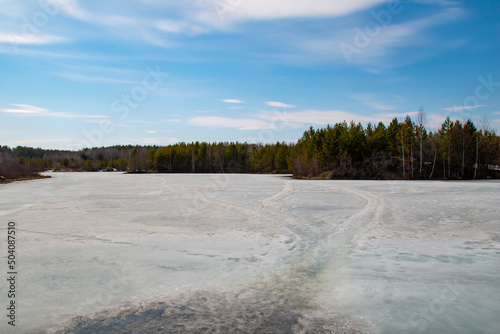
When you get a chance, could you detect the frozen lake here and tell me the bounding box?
[0,173,499,333]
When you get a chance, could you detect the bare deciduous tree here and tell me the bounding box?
[416,107,426,177]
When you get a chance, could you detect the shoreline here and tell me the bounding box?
[0,175,51,184]
[48,168,500,180]
[1,171,496,183]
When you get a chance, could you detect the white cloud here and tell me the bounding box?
[155,20,184,33]
[187,116,275,130]
[1,104,47,114]
[84,120,130,127]
[257,109,423,127]
[161,118,182,122]
[367,101,396,111]
[59,0,94,22]
[351,94,402,111]
[146,130,158,133]
[301,7,465,67]
[442,105,488,111]
[127,120,154,124]
[426,113,447,130]
[40,0,393,55]
[219,0,387,21]
[55,0,174,47]
[190,0,391,33]
[0,33,67,45]
[266,101,296,108]
[58,0,389,35]
[140,137,180,144]
[0,104,106,118]
[14,138,81,144]
[189,109,428,132]
[379,111,419,118]
[1,0,463,67]
[155,20,206,35]
[222,99,245,104]
[258,110,365,125]
[55,73,139,84]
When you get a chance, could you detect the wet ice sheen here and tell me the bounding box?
[0,173,498,333]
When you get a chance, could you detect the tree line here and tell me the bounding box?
[1,114,499,180]
[291,114,499,179]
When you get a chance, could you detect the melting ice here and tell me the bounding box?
[0,173,498,333]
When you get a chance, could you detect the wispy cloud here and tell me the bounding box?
[14,138,81,145]
[140,137,180,145]
[252,110,466,131]
[58,64,143,76]
[207,0,388,21]
[351,94,401,111]
[426,113,448,130]
[56,0,389,39]
[51,0,173,47]
[0,104,106,118]
[0,33,68,45]
[145,130,172,134]
[58,0,94,22]
[379,111,420,118]
[222,99,245,104]
[1,104,47,114]
[368,101,396,111]
[84,120,130,127]
[301,6,465,67]
[266,101,296,108]
[155,20,206,35]
[127,120,154,124]
[1,0,465,69]
[442,105,488,111]
[257,109,424,127]
[258,110,367,126]
[187,116,275,130]
[160,118,182,122]
[21,0,392,51]
[55,73,139,84]
[189,108,422,132]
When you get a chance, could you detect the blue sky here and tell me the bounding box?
[1,0,499,150]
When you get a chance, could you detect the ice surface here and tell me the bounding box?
[0,173,499,333]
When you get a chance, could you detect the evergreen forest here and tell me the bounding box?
[1,116,499,181]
